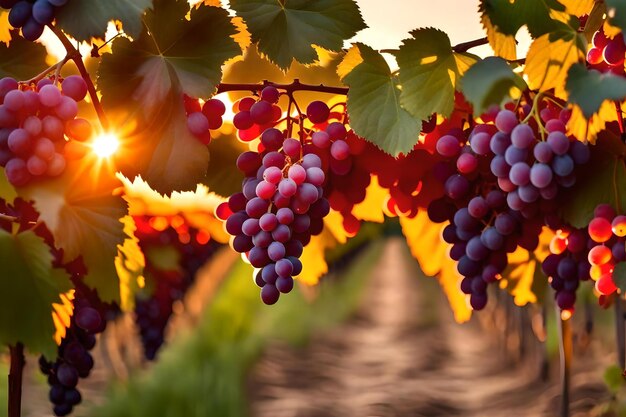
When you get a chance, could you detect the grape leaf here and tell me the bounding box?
[462,57,526,114]
[395,28,478,121]
[115,216,145,312]
[566,64,626,119]
[560,139,626,228]
[98,0,241,114]
[567,100,619,144]
[524,30,585,99]
[339,43,421,157]
[480,0,569,38]
[351,176,387,224]
[614,263,626,295]
[0,11,10,46]
[0,30,48,80]
[400,212,472,323]
[298,226,339,286]
[0,230,72,357]
[55,0,152,41]
[560,0,595,17]
[229,0,366,70]
[0,168,17,204]
[98,0,240,192]
[19,159,128,303]
[480,11,517,60]
[606,0,626,43]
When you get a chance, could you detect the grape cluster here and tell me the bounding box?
[1,0,68,41]
[542,226,591,311]
[40,281,111,417]
[233,86,282,142]
[587,28,625,74]
[586,204,626,296]
[184,94,225,145]
[133,215,221,360]
[487,107,589,215]
[302,101,372,234]
[428,104,590,310]
[0,75,92,186]
[222,146,328,305]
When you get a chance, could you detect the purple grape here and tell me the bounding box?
[436,135,460,157]
[489,132,511,155]
[32,0,54,24]
[552,154,574,177]
[312,131,330,148]
[275,258,294,277]
[530,163,553,188]
[495,109,518,133]
[306,101,330,124]
[495,212,516,235]
[301,153,322,169]
[8,1,31,27]
[187,112,209,136]
[75,308,102,333]
[504,145,527,165]
[276,276,294,293]
[510,124,535,149]
[509,162,530,186]
[547,131,569,155]
[261,284,280,305]
[330,140,350,160]
[283,138,301,158]
[250,100,273,124]
[468,196,489,218]
[276,207,294,224]
[444,174,470,199]
[268,241,286,261]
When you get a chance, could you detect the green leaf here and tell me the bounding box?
[462,56,526,114]
[560,138,626,228]
[0,30,48,80]
[340,43,421,157]
[99,0,240,113]
[19,160,128,303]
[606,0,626,44]
[55,0,152,41]
[395,28,478,120]
[603,365,625,393]
[98,0,240,193]
[480,0,569,39]
[614,263,626,295]
[229,0,366,70]
[566,64,626,119]
[0,230,72,357]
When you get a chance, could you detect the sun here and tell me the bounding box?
[91,133,120,158]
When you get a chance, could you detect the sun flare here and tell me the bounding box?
[92,133,120,158]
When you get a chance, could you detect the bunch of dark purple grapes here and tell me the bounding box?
[428,104,590,310]
[39,280,114,417]
[1,0,69,41]
[133,215,222,360]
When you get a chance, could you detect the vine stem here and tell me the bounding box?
[48,25,110,131]
[0,213,18,222]
[216,79,349,96]
[8,344,24,417]
[616,297,626,370]
[557,308,572,417]
[379,36,489,55]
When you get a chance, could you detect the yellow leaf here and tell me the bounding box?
[118,174,230,244]
[52,291,74,345]
[352,176,387,223]
[0,11,10,46]
[559,0,594,17]
[525,33,585,99]
[323,209,350,244]
[231,16,251,51]
[298,228,338,286]
[604,21,622,39]
[115,216,145,312]
[400,211,471,323]
[337,44,363,80]
[567,100,619,144]
[480,12,516,60]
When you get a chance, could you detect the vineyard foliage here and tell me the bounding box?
[0,0,625,367]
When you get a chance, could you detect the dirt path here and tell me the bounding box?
[247,238,611,417]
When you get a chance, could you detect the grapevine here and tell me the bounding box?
[1,1,626,417]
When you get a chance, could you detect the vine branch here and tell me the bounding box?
[48,25,110,131]
[452,37,489,53]
[216,79,349,96]
[8,344,24,417]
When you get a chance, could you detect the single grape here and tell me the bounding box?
[495,109,518,133]
[306,101,330,124]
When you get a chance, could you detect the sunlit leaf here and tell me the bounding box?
[0,30,48,80]
[400,212,472,323]
[56,0,152,41]
[567,100,619,144]
[19,159,127,303]
[480,11,517,60]
[0,230,72,357]
[229,0,366,70]
[352,176,387,223]
[298,227,338,286]
[395,28,478,120]
[115,216,145,312]
[462,56,526,114]
[340,43,421,156]
[560,0,594,17]
[0,11,10,46]
[524,30,585,99]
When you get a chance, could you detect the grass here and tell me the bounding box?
[87,239,386,417]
